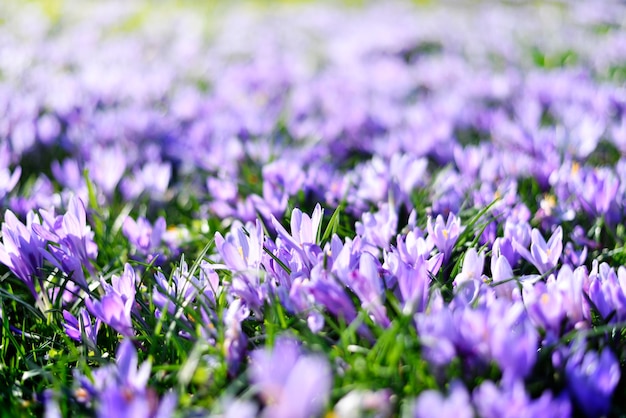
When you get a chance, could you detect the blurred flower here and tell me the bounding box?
[473,380,571,418]
[565,344,620,417]
[413,383,473,418]
[250,337,331,418]
[123,216,167,264]
[334,389,393,418]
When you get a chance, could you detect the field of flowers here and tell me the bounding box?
[2,0,626,416]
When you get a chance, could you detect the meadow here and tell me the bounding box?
[1,1,626,416]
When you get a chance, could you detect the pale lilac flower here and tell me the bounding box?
[87,145,127,196]
[453,248,486,304]
[344,252,390,327]
[120,161,172,201]
[355,203,398,253]
[514,226,562,275]
[93,339,177,418]
[413,383,473,418]
[215,220,266,313]
[123,216,166,258]
[395,229,434,266]
[388,252,431,314]
[308,264,358,326]
[523,280,566,337]
[250,337,331,418]
[490,253,518,300]
[0,164,21,202]
[427,212,464,261]
[86,292,134,337]
[271,203,324,266]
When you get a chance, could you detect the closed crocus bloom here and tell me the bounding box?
[490,253,518,300]
[587,262,626,323]
[575,167,619,218]
[392,253,431,314]
[309,263,358,324]
[453,248,486,305]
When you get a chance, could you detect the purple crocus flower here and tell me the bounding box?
[490,253,518,300]
[587,262,626,323]
[473,380,571,418]
[395,228,434,266]
[223,299,249,375]
[574,167,619,219]
[0,209,46,299]
[63,308,100,348]
[94,339,177,418]
[308,264,358,326]
[415,308,457,366]
[427,212,464,262]
[337,252,390,327]
[523,280,566,338]
[152,259,202,318]
[86,292,134,337]
[34,196,98,285]
[413,383,474,418]
[514,226,562,275]
[489,302,539,383]
[355,203,398,254]
[249,337,331,418]
[565,344,620,417]
[123,216,167,263]
[86,145,126,196]
[215,220,267,314]
[86,264,137,337]
[453,248,486,304]
[387,252,432,314]
[271,203,324,269]
[0,164,21,202]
